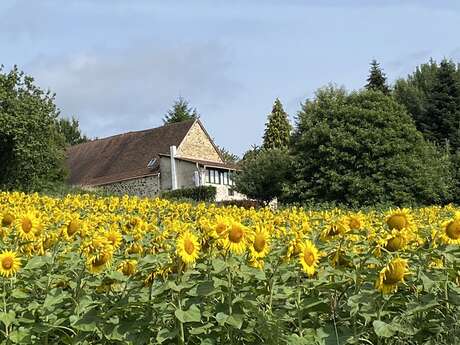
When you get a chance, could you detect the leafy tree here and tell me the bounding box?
[57,116,89,146]
[0,66,66,191]
[394,59,460,150]
[217,145,239,164]
[262,98,292,149]
[365,59,390,95]
[163,97,199,124]
[234,148,292,204]
[287,86,454,206]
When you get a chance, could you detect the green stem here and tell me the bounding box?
[296,274,303,336]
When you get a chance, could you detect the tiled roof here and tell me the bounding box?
[67,120,196,186]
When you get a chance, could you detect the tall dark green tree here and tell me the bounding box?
[365,59,390,95]
[163,97,199,124]
[0,66,66,191]
[424,60,460,149]
[394,59,460,151]
[287,87,453,206]
[57,117,89,146]
[262,98,292,149]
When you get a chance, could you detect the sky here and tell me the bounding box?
[1,0,460,156]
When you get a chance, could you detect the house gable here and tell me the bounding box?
[176,120,223,163]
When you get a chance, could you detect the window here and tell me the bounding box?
[205,168,235,185]
[206,168,221,184]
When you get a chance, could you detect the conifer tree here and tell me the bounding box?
[262,98,292,149]
[163,97,199,124]
[365,59,390,95]
[425,59,460,149]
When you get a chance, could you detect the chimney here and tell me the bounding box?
[170,145,178,190]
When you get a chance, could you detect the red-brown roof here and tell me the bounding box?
[67,120,196,186]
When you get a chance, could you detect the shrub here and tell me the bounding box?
[161,185,216,202]
[234,148,292,204]
[288,87,454,206]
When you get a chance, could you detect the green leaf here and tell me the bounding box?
[175,305,201,323]
[226,314,243,329]
[0,310,16,327]
[211,258,226,273]
[24,256,51,270]
[9,328,29,344]
[373,320,396,338]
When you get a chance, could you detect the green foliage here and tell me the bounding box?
[163,97,199,124]
[394,59,460,151]
[234,148,292,203]
[57,116,88,146]
[217,145,240,164]
[0,65,66,191]
[365,59,390,95]
[262,98,292,149]
[161,185,217,202]
[288,87,454,206]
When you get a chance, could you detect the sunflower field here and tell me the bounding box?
[0,192,460,344]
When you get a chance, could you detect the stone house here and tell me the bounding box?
[67,119,244,201]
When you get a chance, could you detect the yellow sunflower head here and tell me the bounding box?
[1,212,15,228]
[225,222,248,255]
[249,225,270,259]
[118,259,137,276]
[441,217,460,244]
[15,212,40,241]
[87,252,112,274]
[385,209,413,231]
[176,231,200,265]
[376,258,409,294]
[0,251,21,278]
[384,230,408,252]
[105,227,123,250]
[298,240,320,277]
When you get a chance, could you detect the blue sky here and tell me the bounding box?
[1,0,460,155]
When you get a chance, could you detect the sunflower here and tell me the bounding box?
[376,258,409,294]
[105,227,123,250]
[347,212,366,230]
[87,252,112,274]
[441,216,460,244]
[1,212,15,228]
[249,225,270,259]
[385,209,413,231]
[321,219,349,241]
[176,231,200,265]
[0,251,21,278]
[298,240,320,277]
[62,216,82,240]
[384,229,408,252]
[224,222,248,255]
[15,212,40,241]
[118,259,137,276]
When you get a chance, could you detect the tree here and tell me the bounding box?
[365,59,390,95]
[57,116,89,146]
[163,97,199,124]
[217,146,239,164]
[234,148,292,204]
[0,66,66,191]
[262,98,292,149]
[287,86,454,206]
[394,59,460,151]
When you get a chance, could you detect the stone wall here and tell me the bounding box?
[208,183,246,202]
[176,122,223,162]
[99,175,160,197]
